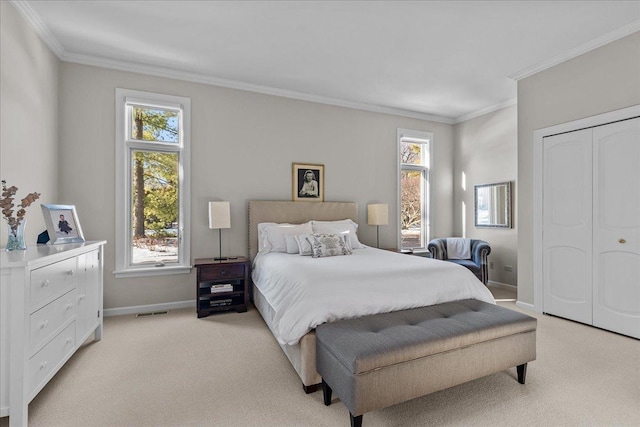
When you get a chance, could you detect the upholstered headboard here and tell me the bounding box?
[248,200,359,261]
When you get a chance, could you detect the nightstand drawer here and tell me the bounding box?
[199,264,245,281]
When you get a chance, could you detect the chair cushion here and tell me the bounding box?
[316,300,537,375]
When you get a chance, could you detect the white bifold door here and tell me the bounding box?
[543,117,640,339]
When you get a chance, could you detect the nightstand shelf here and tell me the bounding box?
[194,257,250,318]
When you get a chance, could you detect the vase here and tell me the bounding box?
[6,219,27,251]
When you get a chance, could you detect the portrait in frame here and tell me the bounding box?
[292,163,324,202]
[41,204,85,244]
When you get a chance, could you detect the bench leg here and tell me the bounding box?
[517,363,527,384]
[350,413,363,427]
[322,379,332,406]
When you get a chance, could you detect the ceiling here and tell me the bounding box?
[15,1,640,123]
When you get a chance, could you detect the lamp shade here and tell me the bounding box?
[208,201,231,229]
[367,204,388,226]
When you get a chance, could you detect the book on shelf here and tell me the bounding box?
[209,298,233,307]
[210,284,233,293]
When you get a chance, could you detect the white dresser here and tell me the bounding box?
[0,241,106,427]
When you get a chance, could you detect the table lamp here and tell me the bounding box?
[208,201,231,261]
[367,204,388,248]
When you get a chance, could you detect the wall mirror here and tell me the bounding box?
[474,181,511,228]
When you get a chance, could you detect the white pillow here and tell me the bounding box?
[307,233,352,258]
[311,219,364,249]
[257,222,278,252]
[260,222,313,253]
[285,234,301,254]
[294,234,314,256]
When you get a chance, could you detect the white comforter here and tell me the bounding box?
[252,248,495,345]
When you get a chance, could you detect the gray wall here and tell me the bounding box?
[0,2,59,245]
[453,105,517,285]
[517,32,640,305]
[58,63,455,309]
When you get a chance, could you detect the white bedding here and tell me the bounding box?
[252,247,495,345]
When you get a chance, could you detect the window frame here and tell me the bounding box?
[397,128,433,250]
[115,89,191,278]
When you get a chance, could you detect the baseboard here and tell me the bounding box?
[104,300,196,317]
[487,280,516,289]
[516,300,536,312]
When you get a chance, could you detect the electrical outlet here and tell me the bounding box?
[489,261,494,269]
[504,265,513,272]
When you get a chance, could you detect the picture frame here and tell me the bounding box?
[41,204,85,244]
[292,163,324,202]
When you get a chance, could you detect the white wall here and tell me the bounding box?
[58,63,455,310]
[0,2,59,245]
[453,105,517,285]
[517,32,640,305]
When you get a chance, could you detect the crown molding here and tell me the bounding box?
[62,52,453,123]
[509,20,640,81]
[454,98,517,124]
[10,0,66,57]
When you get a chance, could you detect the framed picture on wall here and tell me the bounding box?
[41,204,85,244]
[292,163,324,202]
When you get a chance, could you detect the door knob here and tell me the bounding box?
[618,238,626,244]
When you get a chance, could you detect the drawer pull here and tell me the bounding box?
[79,294,86,301]
[40,361,48,370]
[41,280,50,288]
[40,320,49,329]
[619,238,626,244]
[65,337,73,344]
[66,302,74,310]
[66,270,74,276]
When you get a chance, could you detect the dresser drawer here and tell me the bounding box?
[30,257,78,309]
[29,289,77,355]
[199,264,246,281]
[29,321,76,395]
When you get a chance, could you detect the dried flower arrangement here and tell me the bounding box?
[1,180,41,234]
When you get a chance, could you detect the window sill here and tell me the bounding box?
[113,265,192,279]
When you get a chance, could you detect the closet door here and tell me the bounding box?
[593,117,640,339]
[542,129,593,324]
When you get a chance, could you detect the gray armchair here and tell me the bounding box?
[427,238,491,285]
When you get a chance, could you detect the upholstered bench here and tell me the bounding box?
[316,299,537,426]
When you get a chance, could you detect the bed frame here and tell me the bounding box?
[248,200,359,392]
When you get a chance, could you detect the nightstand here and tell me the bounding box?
[194,257,250,318]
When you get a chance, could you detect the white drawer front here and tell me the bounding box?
[29,289,77,355]
[30,257,78,309]
[29,321,76,395]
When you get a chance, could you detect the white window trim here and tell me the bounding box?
[397,128,433,250]
[114,88,191,278]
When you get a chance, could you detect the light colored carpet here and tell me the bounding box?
[2,287,639,426]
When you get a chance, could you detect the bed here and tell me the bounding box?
[248,200,495,392]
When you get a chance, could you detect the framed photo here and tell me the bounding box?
[292,163,324,202]
[41,204,85,244]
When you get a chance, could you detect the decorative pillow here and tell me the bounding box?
[311,219,365,249]
[259,222,313,253]
[293,234,315,256]
[306,233,352,258]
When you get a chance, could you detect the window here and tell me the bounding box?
[398,129,432,250]
[115,89,191,277]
